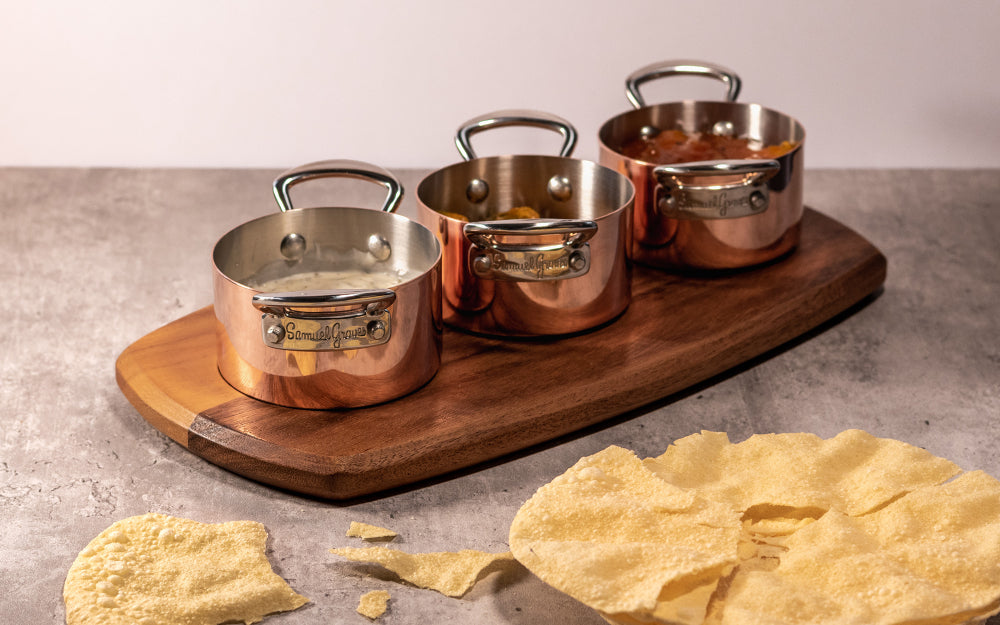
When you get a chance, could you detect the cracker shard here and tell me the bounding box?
[330,546,514,598]
[63,513,308,625]
[509,431,1000,625]
[357,589,390,619]
[509,444,741,617]
[346,521,398,541]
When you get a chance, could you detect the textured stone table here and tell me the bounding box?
[2,167,998,623]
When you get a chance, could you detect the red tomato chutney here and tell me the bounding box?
[621,129,798,164]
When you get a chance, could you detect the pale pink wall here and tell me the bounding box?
[2,0,997,169]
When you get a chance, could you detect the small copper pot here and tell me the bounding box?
[416,110,635,337]
[212,160,442,409]
[598,60,806,271]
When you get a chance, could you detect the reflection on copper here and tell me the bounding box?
[214,270,442,410]
[598,100,806,272]
[417,155,635,338]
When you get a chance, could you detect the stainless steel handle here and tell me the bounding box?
[454,109,578,161]
[652,159,779,220]
[272,159,403,214]
[463,218,597,281]
[252,289,397,317]
[625,60,741,109]
[252,289,396,351]
[464,219,596,249]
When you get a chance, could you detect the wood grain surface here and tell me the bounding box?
[115,208,887,499]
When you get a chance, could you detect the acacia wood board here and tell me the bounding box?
[116,208,886,500]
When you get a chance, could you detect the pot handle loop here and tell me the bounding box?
[464,219,597,247]
[272,159,403,214]
[251,289,397,351]
[625,60,742,109]
[463,218,597,282]
[455,110,578,161]
[652,159,779,220]
[252,289,397,316]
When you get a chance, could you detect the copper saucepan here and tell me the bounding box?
[598,60,806,271]
[212,160,442,409]
[416,110,635,337]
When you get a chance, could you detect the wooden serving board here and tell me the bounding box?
[116,208,886,500]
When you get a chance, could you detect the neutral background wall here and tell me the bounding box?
[2,0,998,170]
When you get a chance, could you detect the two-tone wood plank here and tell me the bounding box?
[115,209,887,499]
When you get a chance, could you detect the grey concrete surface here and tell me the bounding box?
[1,167,998,624]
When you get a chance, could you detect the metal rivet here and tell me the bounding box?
[569,251,587,272]
[639,125,661,140]
[712,121,736,136]
[472,255,492,275]
[547,175,573,202]
[367,320,386,341]
[466,178,489,203]
[658,195,676,213]
[266,324,286,343]
[750,191,768,210]
[367,233,391,261]
[280,233,306,260]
